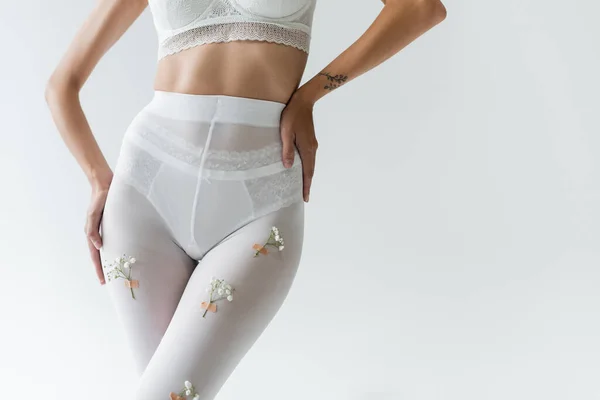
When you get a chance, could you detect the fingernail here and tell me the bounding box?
[93,241,101,250]
[284,159,292,168]
[100,280,105,285]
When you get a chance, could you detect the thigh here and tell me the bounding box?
[100,177,196,375]
[133,200,304,400]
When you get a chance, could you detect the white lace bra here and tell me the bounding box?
[147,0,318,60]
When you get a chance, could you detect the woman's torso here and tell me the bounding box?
[153,41,308,104]
[148,0,316,103]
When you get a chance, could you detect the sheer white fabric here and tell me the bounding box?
[148,0,317,60]
[113,91,304,259]
[100,179,304,400]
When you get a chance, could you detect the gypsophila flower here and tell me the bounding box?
[170,380,199,400]
[202,277,235,318]
[253,226,285,257]
[102,254,140,299]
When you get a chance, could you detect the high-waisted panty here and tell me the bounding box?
[114,90,304,260]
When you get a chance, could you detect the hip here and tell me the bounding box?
[113,90,304,218]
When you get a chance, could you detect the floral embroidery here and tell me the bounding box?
[170,380,200,400]
[202,277,234,318]
[253,226,284,257]
[103,254,139,299]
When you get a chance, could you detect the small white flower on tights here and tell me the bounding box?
[254,226,285,257]
[103,253,139,299]
[193,395,200,400]
[202,278,235,317]
[184,381,192,389]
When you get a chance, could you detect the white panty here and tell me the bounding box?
[99,91,305,399]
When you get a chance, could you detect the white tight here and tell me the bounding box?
[99,91,305,399]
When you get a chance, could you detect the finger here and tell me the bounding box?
[85,209,103,250]
[85,196,106,250]
[298,148,316,202]
[88,238,105,285]
[297,132,318,202]
[280,124,295,168]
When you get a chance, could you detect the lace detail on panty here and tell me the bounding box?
[118,120,303,214]
[131,117,203,165]
[128,117,293,171]
[114,140,162,196]
[204,144,284,170]
[244,163,304,216]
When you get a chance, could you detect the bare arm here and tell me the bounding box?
[292,0,447,105]
[45,0,147,284]
[280,0,447,202]
[45,0,148,190]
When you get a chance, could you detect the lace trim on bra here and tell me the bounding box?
[158,21,310,60]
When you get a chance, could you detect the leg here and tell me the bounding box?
[100,177,196,375]
[133,201,304,400]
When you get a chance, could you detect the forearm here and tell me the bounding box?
[42,0,149,192]
[45,79,113,190]
[292,0,447,105]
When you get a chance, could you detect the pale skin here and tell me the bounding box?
[45,0,447,285]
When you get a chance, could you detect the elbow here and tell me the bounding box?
[45,72,79,105]
[386,0,447,26]
[419,0,447,25]
[44,77,57,104]
[397,0,446,26]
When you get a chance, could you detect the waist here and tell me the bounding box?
[153,41,308,104]
[120,90,301,175]
[144,90,287,127]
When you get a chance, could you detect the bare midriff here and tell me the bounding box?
[153,40,309,105]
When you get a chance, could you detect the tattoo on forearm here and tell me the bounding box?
[318,72,348,91]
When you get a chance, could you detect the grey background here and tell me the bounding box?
[1,0,599,399]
